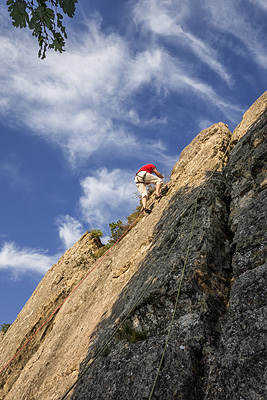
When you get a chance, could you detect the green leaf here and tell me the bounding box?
[58,0,77,18]
[29,13,42,35]
[49,31,65,52]
[8,0,28,28]
[42,8,55,29]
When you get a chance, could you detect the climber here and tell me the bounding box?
[135,163,164,214]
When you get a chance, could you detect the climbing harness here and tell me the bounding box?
[135,171,147,184]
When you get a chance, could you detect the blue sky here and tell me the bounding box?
[0,0,266,325]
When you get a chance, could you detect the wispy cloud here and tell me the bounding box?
[0,6,242,168]
[0,242,57,278]
[134,49,243,120]
[204,0,267,70]
[133,0,232,85]
[56,215,84,249]
[0,11,173,167]
[79,168,137,231]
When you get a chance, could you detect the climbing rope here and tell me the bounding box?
[61,135,234,399]
[0,208,145,376]
[60,196,185,400]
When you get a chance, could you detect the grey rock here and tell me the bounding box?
[0,92,266,400]
[204,105,267,400]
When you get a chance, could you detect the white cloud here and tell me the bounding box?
[0,215,83,278]
[134,0,190,33]
[79,168,137,230]
[0,6,242,168]
[0,11,138,165]
[133,0,232,85]
[56,215,84,249]
[204,0,267,70]
[0,242,57,278]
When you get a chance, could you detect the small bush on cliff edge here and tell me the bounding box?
[1,323,11,334]
[89,229,103,240]
[92,201,143,259]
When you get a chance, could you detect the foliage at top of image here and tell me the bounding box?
[6,0,78,59]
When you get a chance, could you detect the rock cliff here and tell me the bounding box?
[0,92,266,400]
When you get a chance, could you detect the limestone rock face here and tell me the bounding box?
[171,122,231,185]
[0,95,266,400]
[0,233,102,399]
[233,90,267,143]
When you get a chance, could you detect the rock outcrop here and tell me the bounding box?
[233,91,267,144]
[0,91,266,400]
